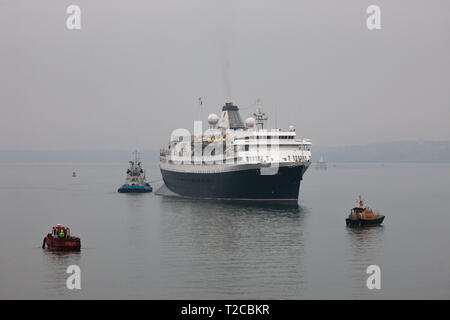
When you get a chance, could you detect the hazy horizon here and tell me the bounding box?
[1,140,450,163]
[0,138,449,152]
[1,0,449,150]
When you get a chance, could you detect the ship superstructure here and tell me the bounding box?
[158,102,311,203]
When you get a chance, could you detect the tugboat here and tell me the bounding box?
[346,196,385,227]
[118,150,152,193]
[42,225,81,251]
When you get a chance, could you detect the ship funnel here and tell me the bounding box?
[218,102,246,130]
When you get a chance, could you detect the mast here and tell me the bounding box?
[358,195,364,207]
[133,150,139,164]
[197,97,203,121]
[253,105,268,130]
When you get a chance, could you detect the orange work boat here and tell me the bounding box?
[346,196,385,227]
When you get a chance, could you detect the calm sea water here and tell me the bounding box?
[0,162,449,299]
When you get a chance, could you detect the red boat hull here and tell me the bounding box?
[43,234,81,251]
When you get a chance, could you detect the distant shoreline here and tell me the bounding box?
[312,140,450,163]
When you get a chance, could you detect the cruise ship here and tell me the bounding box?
[158,102,312,203]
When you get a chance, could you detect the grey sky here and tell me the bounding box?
[0,0,449,150]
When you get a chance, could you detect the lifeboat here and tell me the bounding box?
[42,225,81,251]
[346,196,385,227]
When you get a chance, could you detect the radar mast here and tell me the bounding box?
[252,99,268,130]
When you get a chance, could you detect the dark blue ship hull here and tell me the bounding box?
[160,165,307,203]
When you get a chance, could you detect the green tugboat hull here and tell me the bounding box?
[346,215,385,227]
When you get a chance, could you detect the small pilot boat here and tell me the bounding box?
[346,196,385,227]
[118,150,152,193]
[42,225,81,251]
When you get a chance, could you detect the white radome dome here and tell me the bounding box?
[207,113,219,125]
[289,125,295,131]
[245,117,256,128]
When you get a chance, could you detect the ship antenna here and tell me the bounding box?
[133,149,139,164]
[358,195,364,207]
[253,99,268,130]
[275,105,278,129]
[197,97,203,121]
